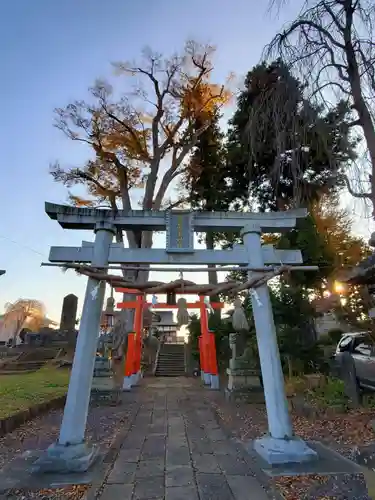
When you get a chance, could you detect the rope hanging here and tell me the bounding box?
[52,263,318,295]
[54,262,320,307]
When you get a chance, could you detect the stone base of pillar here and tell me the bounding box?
[122,376,132,391]
[32,442,99,473]
[133,371,143,385]
[210,374,220,390]
[253,436,318,465]
[203,372,211,385]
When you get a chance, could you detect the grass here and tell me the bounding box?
[0,366,70,419]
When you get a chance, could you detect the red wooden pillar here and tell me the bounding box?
[208,330,219,389]
[198,335,204,381]
[199,296,211,385]
[123,333,136,391]
[199,296,219,390]
[122,294,144,390]
[133,295,144,384]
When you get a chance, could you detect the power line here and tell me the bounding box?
[0,235,47,258]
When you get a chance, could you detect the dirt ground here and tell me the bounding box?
[207,392,375,499]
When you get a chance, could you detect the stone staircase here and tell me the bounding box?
[155,343,186,377]
[0,347,60,374]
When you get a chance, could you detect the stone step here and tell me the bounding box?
[156,365,185,370]
[157,366,185,370]
[159,354,185,358]
[156,367,185,372]
[158,356,184,360]
[157,359,184,364]
[158,355,184,358]
[156,344,186,376]
[157,368,185,372]
[158,356,185,360]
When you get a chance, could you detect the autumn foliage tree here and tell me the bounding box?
[2,299,46,346]
[50,42,231,347]
[51,41,231,253]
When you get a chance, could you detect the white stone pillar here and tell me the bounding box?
[241,224,317,465]
[35,222,115,473]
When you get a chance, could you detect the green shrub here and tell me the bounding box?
[309,377,348,408]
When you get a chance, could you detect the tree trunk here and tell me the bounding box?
[114,228,154,354]
[344,11,375,215]
[205,232,221,318]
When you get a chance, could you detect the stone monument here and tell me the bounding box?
[60,294,78,332]
[91,299,119,405]
[91,353,118,405]
[226,333,263,401]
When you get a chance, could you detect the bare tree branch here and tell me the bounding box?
[266,0,375,215]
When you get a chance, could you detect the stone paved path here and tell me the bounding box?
[98,378,271,500]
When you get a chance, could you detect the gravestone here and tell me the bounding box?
[225,333,263,402]
[91,334,119,405]
[59,294,78,332]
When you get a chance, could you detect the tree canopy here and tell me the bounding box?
[182,108,229,212]
[226,59,359,212]
[51,41,231,249]
[267,0,375,217]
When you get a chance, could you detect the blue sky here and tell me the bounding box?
[0,0,372,322]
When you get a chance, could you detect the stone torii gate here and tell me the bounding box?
[36,203,317,473]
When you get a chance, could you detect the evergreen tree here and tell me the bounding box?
[221,61,364,356]
[185,108,229,213]
[182,109,229,308]
[226,59,358,211]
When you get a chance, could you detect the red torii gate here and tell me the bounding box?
[116,287,223,390]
